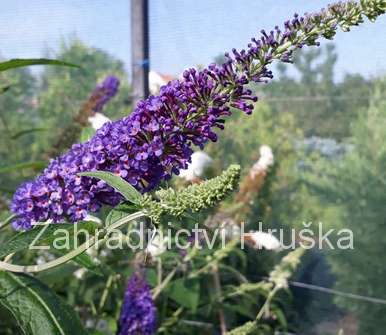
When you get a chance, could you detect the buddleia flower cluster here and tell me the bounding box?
[11,0,386,230]
[117,271,157,335]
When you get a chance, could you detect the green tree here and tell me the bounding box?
[306,77,386,334]
[262,44,369,139]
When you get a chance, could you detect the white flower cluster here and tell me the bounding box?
[179,151,213,181]
[88,113,111,130]
[245,231,282,251]
[250,145,274,178]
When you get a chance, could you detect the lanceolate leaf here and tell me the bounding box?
[79,171,142,204]
[0,59,80,72]
[0,272,88,335]
[105,202,139,227]
[72,254,102,275]
[165,278,200,312]
[53,251,102,277]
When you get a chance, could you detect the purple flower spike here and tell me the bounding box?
[11,1,386,229]
[90,75,120,114]
[118,271,157,335]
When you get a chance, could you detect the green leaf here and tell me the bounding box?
[105,202,139,227]
[53,249,102,276]
[52,237,103,276]
[224,302,256,319]
[146,269,158,287]
[11,128,47,140]
[0,221,98,259]
[271,306,287,328]
[0,161,47,174]
[0,271,88,335]
[80,127,96,142]
[0,58,80,72]
[166,278,200,312]
[73,254,102,275]
[79,171,142,204]
[72,254,103,276]
[36,264,79,286]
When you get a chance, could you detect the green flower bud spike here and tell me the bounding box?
[140,165,241,223]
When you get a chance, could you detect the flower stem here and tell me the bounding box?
[0,211,146,273]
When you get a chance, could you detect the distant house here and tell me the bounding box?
[149,71,175,94]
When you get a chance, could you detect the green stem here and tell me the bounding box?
[152,267,177,300]
[157,307,184,333]
[0,211,146,273]
[212,264,227,334]
[98,275,114,312]
[255,286,279,323]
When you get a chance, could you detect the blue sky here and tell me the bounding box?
[0,0,385,80]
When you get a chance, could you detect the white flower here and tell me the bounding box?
[88,112,111,130]
[246,231,281,251]
[179,151,213,181]
[100,249,112,258]
[250,145,274,177]
[146,234,168,258]
[36,251,56,265]
[36,256,46,265]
